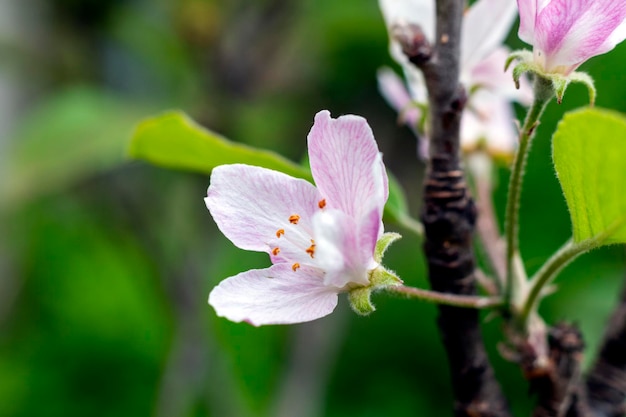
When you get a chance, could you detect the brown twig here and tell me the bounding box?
[523,322,586,417]
[586,280,626,417]
[396,2,512,415]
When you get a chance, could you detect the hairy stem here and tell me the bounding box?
[386,285,503,309]
[504,76,553,307]
[520,235,604,327]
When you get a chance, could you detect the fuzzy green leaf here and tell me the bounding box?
[369,267,403,288]
[0,87,152,212]
[347,287,375,316]
[553,108,626,245]
[128,111,312,180]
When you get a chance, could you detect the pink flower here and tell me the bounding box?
[205,111,389,326]
[517,0,626,75]
[378,0,531,157]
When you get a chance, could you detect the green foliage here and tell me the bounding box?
[553,107,626,245]
[385,174,411,224]
[128,111,311,180]
[0,87,151,212]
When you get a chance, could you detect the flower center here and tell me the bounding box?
[270,199,327,272]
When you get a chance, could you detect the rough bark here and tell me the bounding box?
[397,1,512,415]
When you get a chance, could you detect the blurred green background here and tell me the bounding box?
[0,1,624,416]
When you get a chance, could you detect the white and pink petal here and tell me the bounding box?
[539,0,626,72]
[307,110,388,222]
[377,67,422,131]
[206,164,322,254]
[208,264,338,326]
[313,209,379,288]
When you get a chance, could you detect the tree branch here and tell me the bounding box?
[586,279,626,417]
[397,1,512,415]
[523,323,586,417]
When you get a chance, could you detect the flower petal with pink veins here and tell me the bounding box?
[534,0,626,73]
[208,264,338,326]
[308,110,388,223]
[206,164,321,254]
[517,0,553,44]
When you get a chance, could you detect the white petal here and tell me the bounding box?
[461,0,518,71]
[379,0,436,43]
[206,164,322,254]
[462,90,518,156]
[313,209,379,288]
[208,264,338,326]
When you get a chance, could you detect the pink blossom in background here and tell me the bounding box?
[378,0,531,157]
[205,111,388,326]
[517,0,626,75]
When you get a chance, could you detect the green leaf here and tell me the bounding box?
[0,87,152,212]
[128,111,312,180]
[385,173,410,223]
[553,107,626,245]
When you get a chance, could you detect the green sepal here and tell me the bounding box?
[512,61,537,89]
[551,76,569,104]
[504,49,534,72]
[505,49,596,106]
[374,232,402,263]
[568,71,596,106]
[370,267,403,287]
[348,287,375,316]
[550,72,596,105]
[347,267,402,316]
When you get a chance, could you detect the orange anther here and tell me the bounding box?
[318,199,326,209]
[305,243,316,258]
[276,229,285,238]
[289,214,300,224]
[272,247,281,256]
[292,263,301,272]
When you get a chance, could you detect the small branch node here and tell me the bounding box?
[391,22,433,66]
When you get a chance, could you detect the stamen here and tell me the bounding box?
[289,214,300,224]
[306,240,316,258]
[272,247,281,256]
[318,199,326,209]
[292,263,301,272]
[276,229,285,238]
